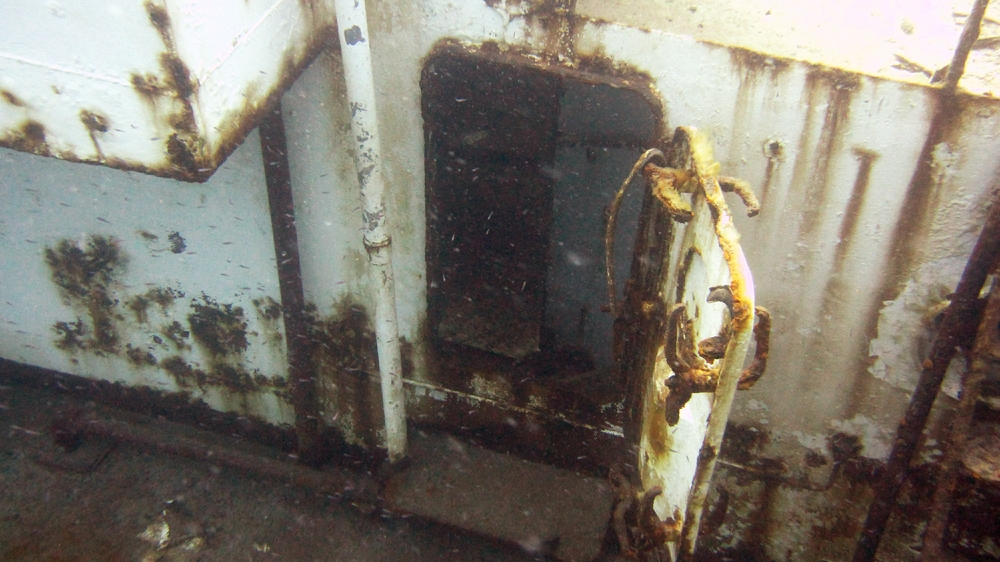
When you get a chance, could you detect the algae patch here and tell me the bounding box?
[45,235,126,355]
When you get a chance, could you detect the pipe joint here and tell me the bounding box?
[363,235,392,253]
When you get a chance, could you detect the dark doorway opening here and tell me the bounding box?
[423,54,560,359]
[421,49,660,429]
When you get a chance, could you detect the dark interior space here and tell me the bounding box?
[422,53,561,360]
[420,51,659,396]
[416,50,664,481]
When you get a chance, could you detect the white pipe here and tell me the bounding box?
[334,0,407,461]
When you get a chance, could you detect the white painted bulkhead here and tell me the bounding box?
[0,130,295,424]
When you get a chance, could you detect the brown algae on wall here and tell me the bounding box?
[179,294,288,397]
[126,342,158,366]
[162,320,191,350]
[253,296,287,347]
[43,234,290,405]
[305,302,378,380]
[304,301,381,447]
[254,296,283,322]
[45,235,127,355]
[125,286,182,324]
[188,295,249,356]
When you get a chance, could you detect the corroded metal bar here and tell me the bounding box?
[606,148,664,318]
[737,306,771,390]
[920,269,998,559]
[941,0,992,96]
[853,3,993,557]
[260,105,319,458]
[68,414,371,502]
[853,196,1000,562]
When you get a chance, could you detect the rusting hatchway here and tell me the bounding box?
[4,0,1000,560]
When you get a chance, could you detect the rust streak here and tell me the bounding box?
[804,149,880,406]
[728,49,792,176]
[834,148,879,261]
[797,69,859,241]
[871,97,962,310]
[160,53,195,99]
[1,89,26,107]
[759,139,784,206]
[80,110,109,161]
[1,120,51,156]
[760,159,776,207]
[144,1,174,51]
[788,86,819,208]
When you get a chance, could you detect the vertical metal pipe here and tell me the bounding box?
[334,0,407,461]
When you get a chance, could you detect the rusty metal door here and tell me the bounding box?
[609,127,770,560]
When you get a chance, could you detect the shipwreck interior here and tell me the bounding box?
[2,0,1000,561]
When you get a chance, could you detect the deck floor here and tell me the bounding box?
[0,382,617,562]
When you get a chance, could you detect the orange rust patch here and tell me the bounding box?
[1,120,50,156]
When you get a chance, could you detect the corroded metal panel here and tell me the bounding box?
[0,0,335,181]
[356,4,997,555]
[576,0,1000,97]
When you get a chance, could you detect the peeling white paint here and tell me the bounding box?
[868,255,968,397]
[830,414,894,460]
[790,430,828,451]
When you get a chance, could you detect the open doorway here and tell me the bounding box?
[420,48,661,456]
